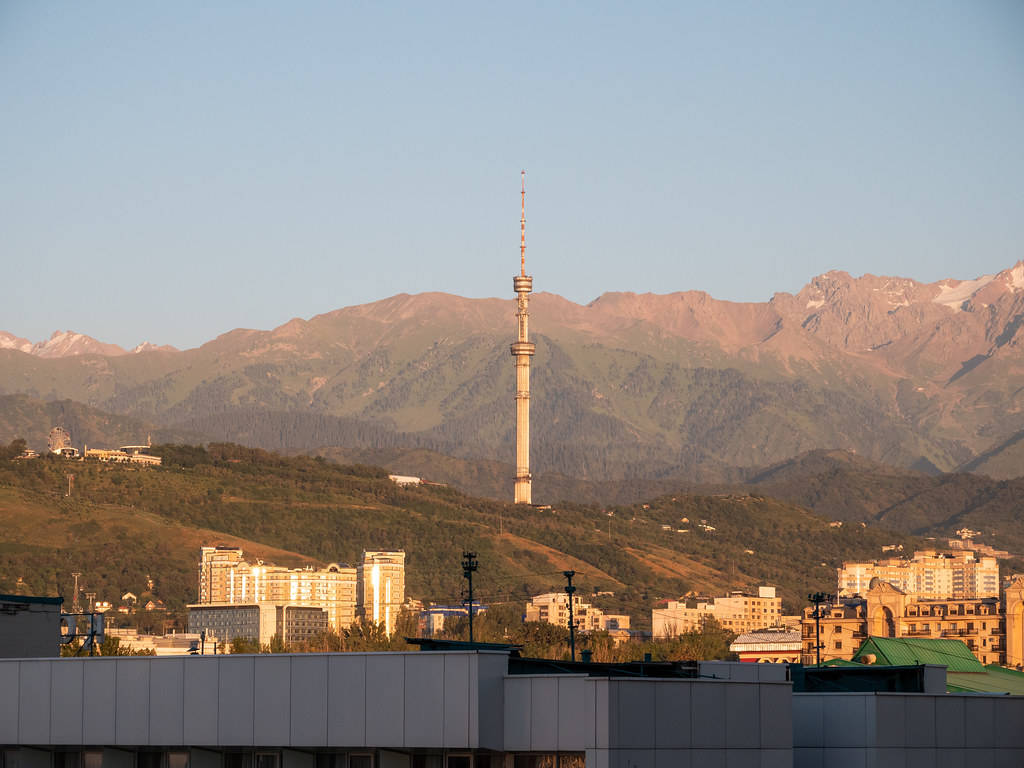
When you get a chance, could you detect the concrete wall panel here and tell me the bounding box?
[290,655,328,747]
[873,696,907,749]
[82,659,116,745]
[327,654,365,746]
[556,677,587,751]
[615,681,655,749]
[502,676,531,752]
[994,696,1024,749]
[593,678,609,750]
[724,683,758,749]
[115,659,150,745]
[253,656,291,747]
[149,659,184,746]
[183,657,219,746]
[820,694,867,748]
[0,662,18,743]
[18,661,51,744]
[528,677,558,752]
[690,682,725,749]
[364,654,404,747]
[440,653,468,748]
[50,660,84,745]
[218,656,255,746]
[904,697,935,749]
[964,696,995,750]
[758,684,791,750]
[654,681,690,748]
[403,653,444,749]
[476,653,506,750]
[935,696,965,750]
[653,748,692,768]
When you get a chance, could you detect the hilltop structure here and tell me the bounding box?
[511,171,535,504]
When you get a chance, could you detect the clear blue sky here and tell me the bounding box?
[2,2,1022,350]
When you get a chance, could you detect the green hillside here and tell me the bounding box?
[743,449,1024,554]
[0,443,920,624]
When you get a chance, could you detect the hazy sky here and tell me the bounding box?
[2,2,1022,349]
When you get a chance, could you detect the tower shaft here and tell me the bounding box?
[512,171,534,504]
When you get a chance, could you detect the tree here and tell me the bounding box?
[229,637,261,654]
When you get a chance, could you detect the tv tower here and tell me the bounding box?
[511,170,535,504]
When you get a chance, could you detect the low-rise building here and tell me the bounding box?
[525,593,630,632]
[84,443,162,465]
[419,603,487,637]
[187,603,327,647]
[653,586,785,637]
[105,628,221,656]
[730,627,802,663]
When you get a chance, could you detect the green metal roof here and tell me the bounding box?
[853,636,985,672]
[947,665,1024,695]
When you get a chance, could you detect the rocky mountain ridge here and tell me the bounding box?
[1,261,1022,486]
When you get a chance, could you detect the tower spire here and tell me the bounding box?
[511,170,535,504]
[520,170,527,277]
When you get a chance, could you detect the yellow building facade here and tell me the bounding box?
[801,580,1006,666]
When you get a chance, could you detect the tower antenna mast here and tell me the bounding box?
[511,171,536,504]
[520,170,527,277]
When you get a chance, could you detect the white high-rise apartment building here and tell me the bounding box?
[837,550,999,600]
[199,547,407,633]
[356,551,406,635]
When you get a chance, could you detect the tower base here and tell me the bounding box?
[513,477,532,505]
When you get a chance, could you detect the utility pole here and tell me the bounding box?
[71,572,82,613]
[65,474,74,497]
[564,570,577,662]
[808,592,833,667]
[462,552,479,643]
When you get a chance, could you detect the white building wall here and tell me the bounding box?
[793,691,1024,767]
[0,651,498,750]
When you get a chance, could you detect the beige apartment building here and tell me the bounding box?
[653,586,790,638]
[801,580,1006,666]
[198,547,404,634]
[525,593,631,633]
[838,549,999,600]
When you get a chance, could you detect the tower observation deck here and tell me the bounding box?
[512,171,535,505]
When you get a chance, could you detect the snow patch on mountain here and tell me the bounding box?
[0,332,33,353]
[1007,263,1024,291]
[933,275,996,311]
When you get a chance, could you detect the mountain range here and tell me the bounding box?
[2,261,1023,497]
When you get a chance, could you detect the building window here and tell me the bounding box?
[834,641,842,650]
